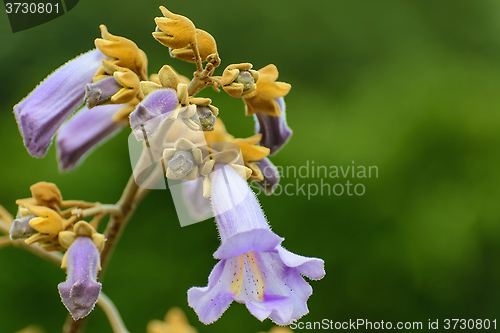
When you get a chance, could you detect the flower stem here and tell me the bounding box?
[71,204,122,219]
[0,236,11,249]
[0,205,13,227]
[11,239,63,265]
[0,218,11,235]
[187,53,221,96]
[98,292,130,333]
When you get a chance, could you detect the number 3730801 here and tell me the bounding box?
[5,3,59,14]
[444,319,496,330]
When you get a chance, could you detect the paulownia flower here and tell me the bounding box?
[188,164,325,325]
[13,49,107,158]
[58,221,105,320]
[243,65,292,155]
[56,104,126,171]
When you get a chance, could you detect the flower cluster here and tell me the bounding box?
[8,182,107,320]
[8,5,325,329]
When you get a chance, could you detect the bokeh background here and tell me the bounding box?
[2,0,500,332]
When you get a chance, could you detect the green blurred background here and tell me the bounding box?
[2,0,500,332]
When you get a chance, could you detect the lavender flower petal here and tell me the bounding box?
[129,88,179,140]
[85,76,122,108]
[254,157,280,195]
[254,97,292,156]
[188,249,325,325]
[182,178,212,220]
[189,163,325,325]
[187,260,234,324]
[14,49,107,157]
[56,104,125,171]
[277,246,326,280]
[58,237,102,320]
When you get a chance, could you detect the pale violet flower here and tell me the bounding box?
[188,164,325,325]
[254,97,292,156]
[56,104,125,171]
[58,236,102,320]
[14,49,107,158]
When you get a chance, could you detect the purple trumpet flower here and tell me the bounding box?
[14,49,107,157]
[254,97,292,156]
[188,164,325,325]
[129,88,179,140]
[58,237,102,320]
[56,104,125,171]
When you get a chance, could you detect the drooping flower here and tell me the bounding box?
[13,49,107,157]
[56,104,126,171]
[14,26,147,171]
[243,65,292,155]
[58,221,105,320]
[188,164,325,325]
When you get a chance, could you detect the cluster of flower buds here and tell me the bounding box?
[11,182,71,248]
[8,182,107,319]
[10,5,324,327]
